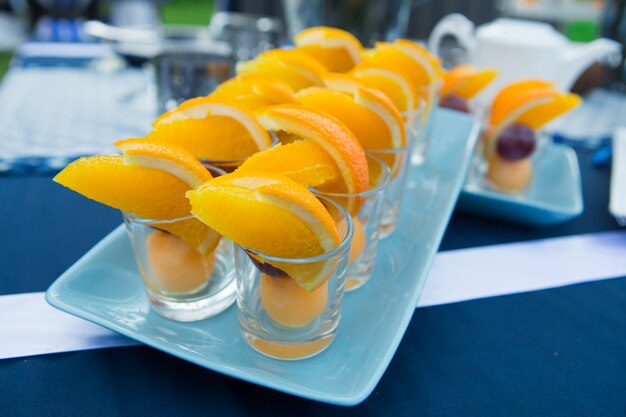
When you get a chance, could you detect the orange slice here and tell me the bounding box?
[365,41,442,126]
[55,142,220,255]
[441,64,498,100]
[54,155,195,219]
[293,26,363,72]
[490,79,554,119]
[209,74,297,110]
[317,74,405,147]
[296,84,404,180]
[113,138,222,254]
[365,41,442,90]
[485,82,581,157]
[255,104,368,196]
[187,170,340,290]
[350,63,417,112]
[237,140,340,188]
[515,93,581,129]
[149,98,272,161]
[235,49,327,91]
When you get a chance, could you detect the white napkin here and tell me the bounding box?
[610,128,626,225]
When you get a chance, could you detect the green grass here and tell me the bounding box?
[0,51,12,80]
[161,0,214,25]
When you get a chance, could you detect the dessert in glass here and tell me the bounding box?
[292,77,407,238]
[438,64,497,115]
[470,80,581,193]
[358,40,444,165]
[54,139,237,321]
[312,152,390,291]
[366,129,414,239]
[188,171,353,360]
[237,104,383,289]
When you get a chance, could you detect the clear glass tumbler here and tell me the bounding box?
[313,152,390,291]
[153,37,234,115]
[404,84,440,165]
[367,127,418,239]
[123,213,236,322]
[466,122,550,195]
[235,196,353,360]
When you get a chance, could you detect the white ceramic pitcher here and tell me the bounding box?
[428,14,621,100]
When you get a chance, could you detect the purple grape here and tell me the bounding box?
[440,94,470,113]
[496,123,536,160]
[247,252,287,277]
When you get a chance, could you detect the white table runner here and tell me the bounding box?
[1,230,625,360]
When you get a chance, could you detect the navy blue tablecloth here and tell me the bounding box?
[1,149,625,416]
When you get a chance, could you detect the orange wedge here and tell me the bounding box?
[55,155,194,219]
[55,141,220,255]
[365,41,442,91]
[255,104,369,197]
[236,49,327,91]
[209,74,297,110]
[490,79,554,119]
[237,140,340,188]
[350,63,417,112]
[296,82,405,149]
[296,83,404,180]
[441,64,498,100]
[515,93,581,129]
[188,170,340,290]
[485,81,582,157]
[149,98,272,161]
[294,26,363,72]
[365,40,442,126]
[113,138,222,254]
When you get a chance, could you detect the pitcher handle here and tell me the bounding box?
[427,13,476,58]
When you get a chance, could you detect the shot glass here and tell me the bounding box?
[467,122,549,194]
[312,153,390,291]
[154,37,234,114]
[367,127,418,239]
[403,84,440,165]
[123,213,236,322]
[235,196,353,360]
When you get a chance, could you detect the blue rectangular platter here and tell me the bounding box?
[46,108,479,406]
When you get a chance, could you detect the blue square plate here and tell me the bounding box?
[457,143,584,226]
[46,109,479,406]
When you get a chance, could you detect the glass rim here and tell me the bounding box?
[236,195,355,264]
[365,144,411,155]
[122,211,195,225]
[401,96,426,118]
[198,132,280,165]
[311,152,391,198]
